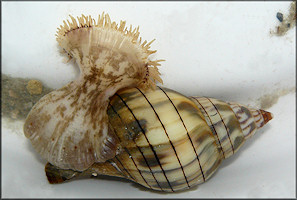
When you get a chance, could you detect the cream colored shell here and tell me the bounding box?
[45,86,273,192]
[107,87,222,192]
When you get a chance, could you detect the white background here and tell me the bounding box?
[2,1,296,198]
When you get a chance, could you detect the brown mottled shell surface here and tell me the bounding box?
[23,14,163,171]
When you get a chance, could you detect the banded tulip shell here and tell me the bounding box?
[23,13,273,192]
[45,86,273,192]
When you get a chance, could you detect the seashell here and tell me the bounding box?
[23,13,273,192]
[45,86,273,192]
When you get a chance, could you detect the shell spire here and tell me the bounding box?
[24,13,164,171]
[259,109,274,126]
[228,102,274,140]
[191,97,274,160]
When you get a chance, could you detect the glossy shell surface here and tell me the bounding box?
[104,85,271,192]
[107,87,222,191]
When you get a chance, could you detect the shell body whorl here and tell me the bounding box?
[82,86,271,192]
[107,87,223,192]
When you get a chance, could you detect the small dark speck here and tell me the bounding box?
[276,12,283,22]
[287,23,290,28]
